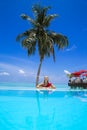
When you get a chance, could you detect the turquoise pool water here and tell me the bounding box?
[0,84,87,130]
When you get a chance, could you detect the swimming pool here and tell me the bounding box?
[0,88,87,130]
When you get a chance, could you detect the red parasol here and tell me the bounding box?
[72,74,81,77]
[71,72,81,76]
[71,70,87,77]
[79,70,87,73]
[71,73,81,77]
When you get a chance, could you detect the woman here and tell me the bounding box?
[36,76,56,89]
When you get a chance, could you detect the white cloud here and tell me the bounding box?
[66,45,77,52]
[0,72,10,76]
[18,69,25,74]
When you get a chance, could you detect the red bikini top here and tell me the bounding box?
[43,82,52,87]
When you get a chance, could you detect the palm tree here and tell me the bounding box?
[16,4,68,86]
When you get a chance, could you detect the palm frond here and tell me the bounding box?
[49,32,68,49]
[43,14,58,27]
[21,36,36,56]
[21,39,29,48]
[21,14,38,26]
[16,29,37,41]
[27,43,36,56]
[22,35,36,46]
[32,5,52,25]
[32,4,41,15]
[32,5,51,18]
[16,31,30,41]
[46,36,56,61]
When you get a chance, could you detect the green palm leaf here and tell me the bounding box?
[16,29,37,41]
[21,14,39,27]
[32,4,51,16]
[49,32,68,49]
[43,14,58,27]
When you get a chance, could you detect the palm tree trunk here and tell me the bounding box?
[36,58,43,86]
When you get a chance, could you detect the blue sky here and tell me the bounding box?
[0,0,87,83]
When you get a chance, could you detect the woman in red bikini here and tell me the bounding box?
[36,76,56,89]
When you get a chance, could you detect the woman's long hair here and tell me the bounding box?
[44,79,49,84]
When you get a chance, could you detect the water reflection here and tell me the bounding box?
[35,90,56,129]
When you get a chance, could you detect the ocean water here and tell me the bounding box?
[0,83,87,130]
[0,82,68,89]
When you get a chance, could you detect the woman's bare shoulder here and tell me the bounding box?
[36,82,43,88]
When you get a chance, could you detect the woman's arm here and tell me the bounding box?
[36,83,43,88]
[50,84,56,89]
